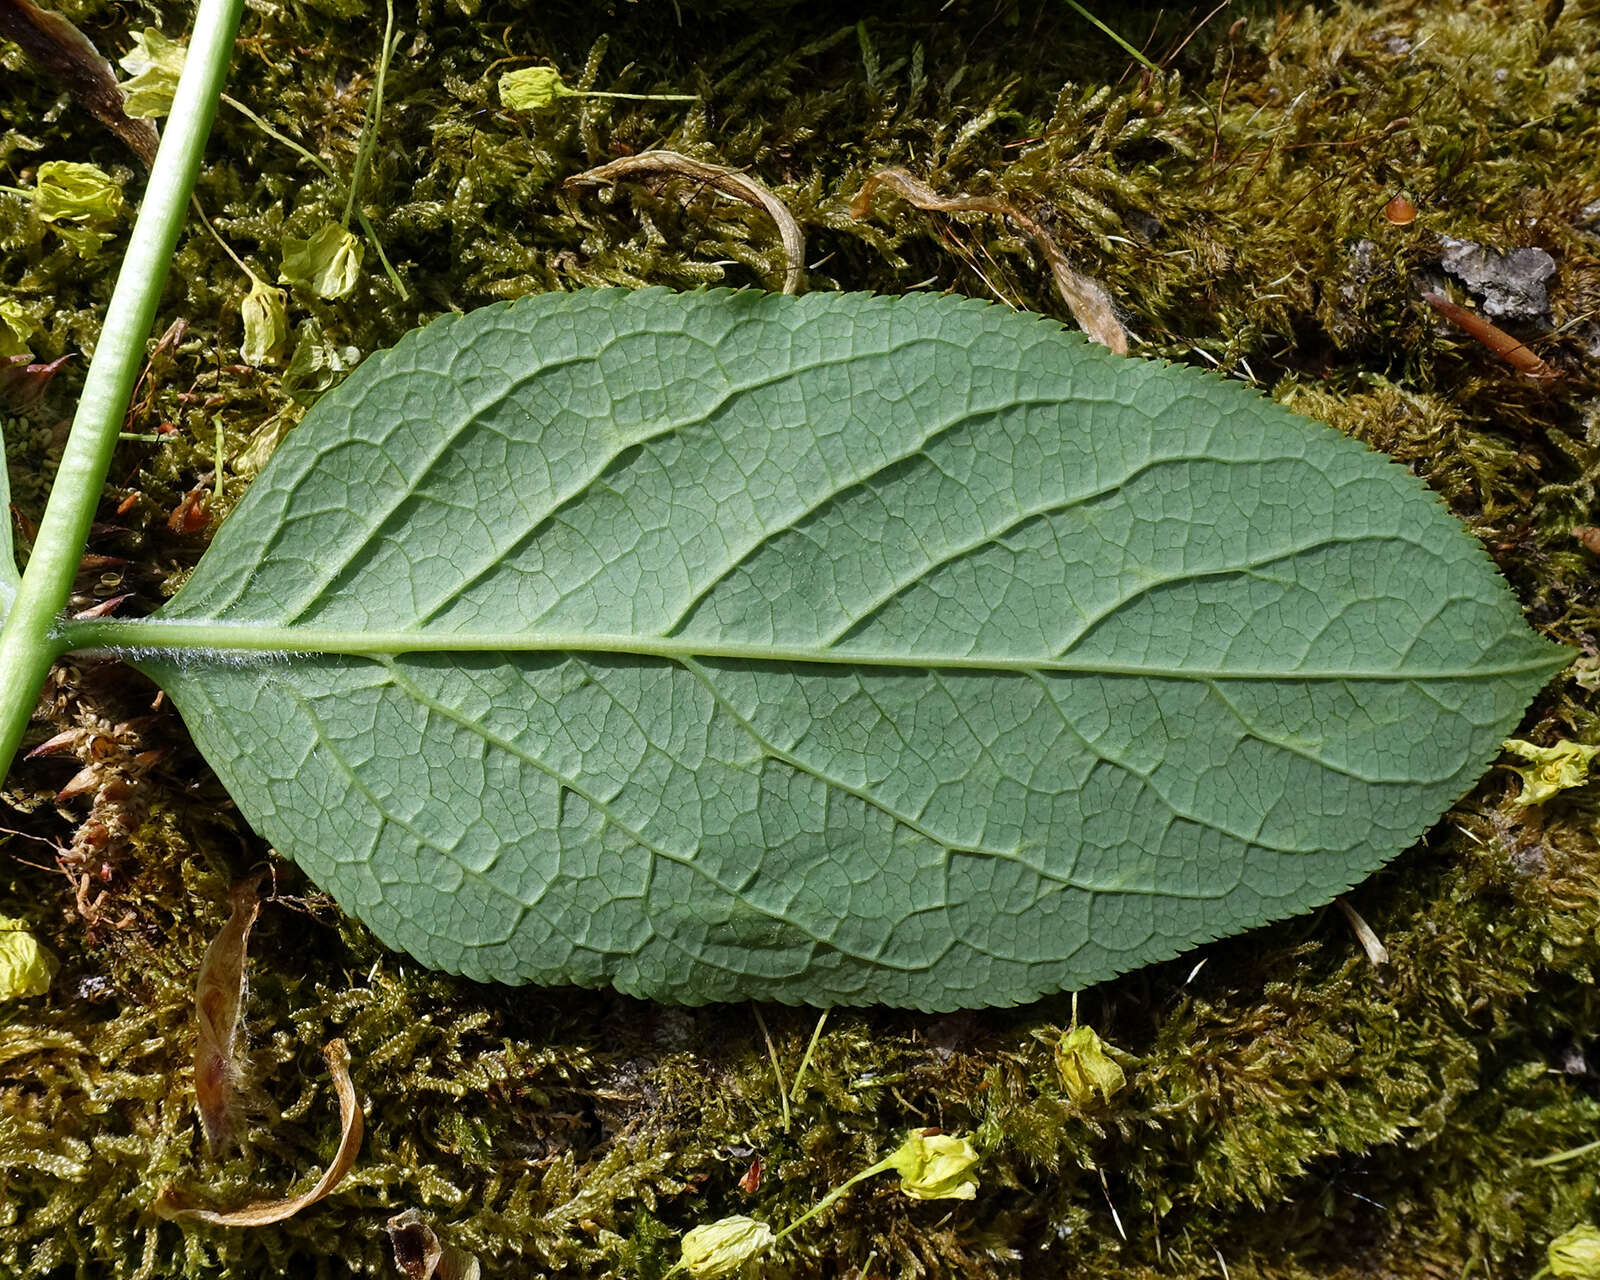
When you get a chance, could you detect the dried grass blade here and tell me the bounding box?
[568,150,806,296]
[156,1038,363,1226]
[850,167,1129,354]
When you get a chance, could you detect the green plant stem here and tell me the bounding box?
[1528,1137,1600,1167]
[769,1157,896,1246]
[221,93,338,180]
[339,0,408,298]
[0,0,245,778]
[342,0,396,230]
[750,1005,792,1133]
[191,194,258,281]
[1061,0,1159,73]
[789,1009,827,1103]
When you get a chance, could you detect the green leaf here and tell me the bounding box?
[107,289,1566,1009]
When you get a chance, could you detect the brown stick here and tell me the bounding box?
[1422,292,1555,380]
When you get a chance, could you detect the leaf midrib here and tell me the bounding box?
[63,617,1566,682]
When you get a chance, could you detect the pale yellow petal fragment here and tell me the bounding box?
[117,27,186,118]
[885,1130,981,1200]
[0,915,57,999]
[33,160,122,224]
[1549,1225,1600,1279]
[280,223,364,299]
[1055,1025,1127,1105]
[240,278,288,367]
[1502,738,1600,808]
[498,66,573,111]
[0,297,36,358]
[679,1216,776,1278]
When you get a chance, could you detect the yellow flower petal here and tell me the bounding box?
[280,223,364,300]
[118,28,187,119]
[498,67,575,111]
[885,1131,981,1201]
[0,915,57,1000]
[679,1216,775,1278]
[240,277,289,367]
[1550,1224,1600,1279]
[1502,738,1600,808]
[1055,1025,1127,1105]
[34,161,123,225]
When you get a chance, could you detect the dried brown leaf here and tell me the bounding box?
[0,0,158,165]
[0,353,73,410]
[850,167,1129,355]
[54,763,101,802]
[568,150,806,296]
[156,1038,363,1226]
[193,876,261,1157]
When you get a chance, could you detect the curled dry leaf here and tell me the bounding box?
[1423,291,1555,380]
[0,353,73,410]
[156,1038,363,1226]
[567,150,806,296]
[0,0,158,165]
[194,876,262,1157]
[387,1209,483,1280]
[850,167,1129,354]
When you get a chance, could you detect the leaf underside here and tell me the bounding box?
[131,289,1565,1009]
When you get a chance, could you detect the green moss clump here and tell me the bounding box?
[2,0,1598,1276]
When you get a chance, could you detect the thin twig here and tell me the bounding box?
[1422,291,1555,380]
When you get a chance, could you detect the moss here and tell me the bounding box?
[2,0,1599,1277]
